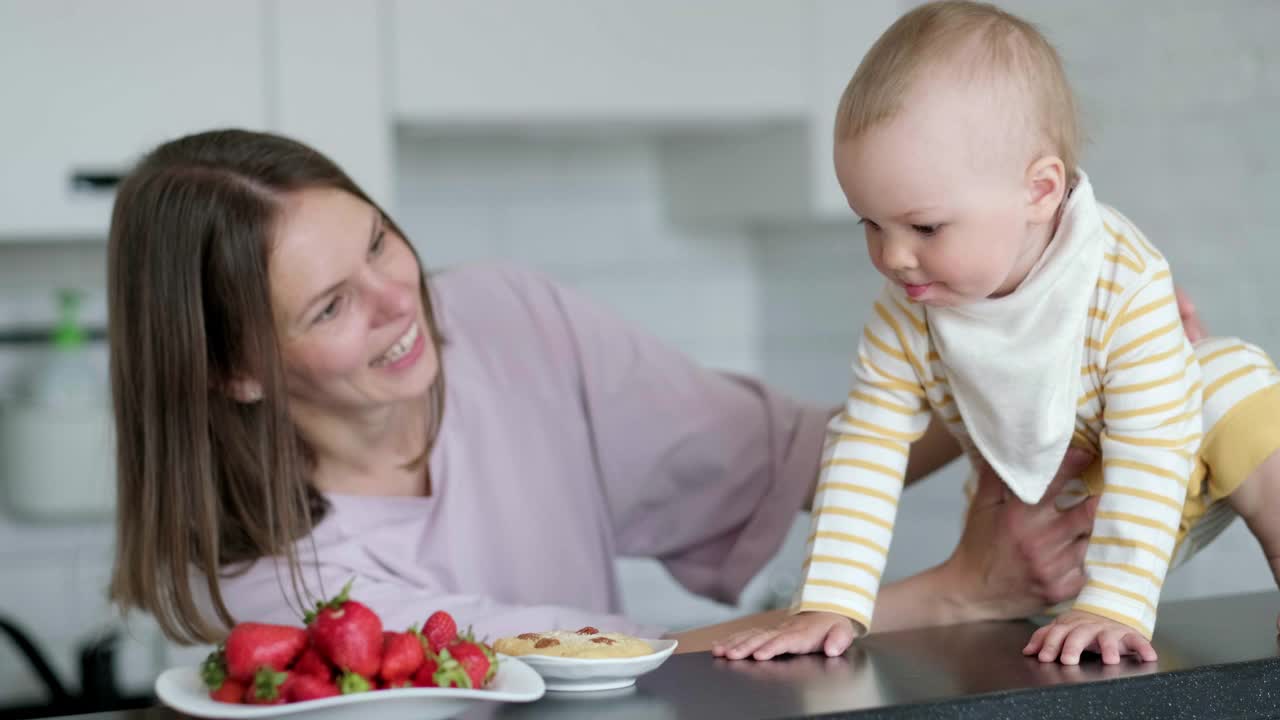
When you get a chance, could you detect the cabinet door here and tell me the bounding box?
[392,0,810,124]
[272,0,391,209]
[0,0,269,239]
[809,0,902,218]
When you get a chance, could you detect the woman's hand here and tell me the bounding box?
[1175,286,1206,343]
[945,448,1099,620]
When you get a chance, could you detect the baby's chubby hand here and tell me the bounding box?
[1023,609,1157,665]
[711,611,860,661]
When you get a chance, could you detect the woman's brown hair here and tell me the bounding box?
[107,129,445,644]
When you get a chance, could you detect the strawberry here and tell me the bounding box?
[337,670,372,695]
[223,623,308,682]
[285,674,340,702]
[449,640,492,689]
[305,580,383,678]
[380,629,425,684]
[380,679,413,690]
[208,678,245,704]
[290,647,334,680]
[454,628,498,686]
[244,668,288,705]
[200,648,231,690]
[201,647,250,703]
[422,610,457,654]
[411,655,440,688]
[413,647,472,688]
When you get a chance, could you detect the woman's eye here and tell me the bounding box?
[912,224,939,236]
[370,230,386,255]
[316,296,343,323]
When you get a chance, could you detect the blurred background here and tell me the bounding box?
[0,0,1277,715]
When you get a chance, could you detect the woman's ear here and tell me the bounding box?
[1025,155,1067,225]
[226,378,264,403]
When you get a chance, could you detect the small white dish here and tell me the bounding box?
[515,638,677,692]
[154,655,545,720]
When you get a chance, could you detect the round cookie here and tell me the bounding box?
[493,626,655,658]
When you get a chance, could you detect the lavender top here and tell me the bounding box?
[203,264,827,639]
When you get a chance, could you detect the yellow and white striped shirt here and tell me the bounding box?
[795,205,1208,639]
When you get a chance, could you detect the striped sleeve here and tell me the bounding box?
[1075,269,1202,638]
[792,287,932,632]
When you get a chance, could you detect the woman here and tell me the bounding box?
[107,129,1103,651]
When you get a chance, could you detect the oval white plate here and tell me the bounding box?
[514,638,677,692]
[154,655,544,720]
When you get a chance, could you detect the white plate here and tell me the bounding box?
[514,638,677,692]
[154,655,545,720]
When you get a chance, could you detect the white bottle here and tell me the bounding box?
[0,290,115,520]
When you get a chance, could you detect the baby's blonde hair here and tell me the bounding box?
[835,1,1080,180]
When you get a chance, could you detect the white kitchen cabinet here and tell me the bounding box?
[808,0,903,218]
[0,1,269,239]
[658,0,901,225]
[271,0,392,209]
[391,0,812,125]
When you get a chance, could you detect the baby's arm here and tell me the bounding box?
[717,288,932,660]
[1027,271,1201,664]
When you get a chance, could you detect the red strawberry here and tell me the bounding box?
[413,647,472,688]
[454,629,498,685]
[305,580,383,678]
[422,610,457,654]
[285,674,340,702]
[290,647,334,680]
[200,648,231,691]
[337,670,372,695]
[380,629,425,684]
[378,679,413,690]
[411,655,439,688]
[223,623,308,682]
[201,648,250,703]
[244,668,288,705]
[208,678,245,704]
[449,640,492,689]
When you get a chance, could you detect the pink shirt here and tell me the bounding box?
[205,264,827,639]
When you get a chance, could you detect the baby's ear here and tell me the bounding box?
[225,377,264,404]
[1025,155,1067,225]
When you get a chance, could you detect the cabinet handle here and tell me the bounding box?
[69,170,125,193]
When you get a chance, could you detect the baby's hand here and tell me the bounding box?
[711,611,858,661]
[1023,609,1157,665]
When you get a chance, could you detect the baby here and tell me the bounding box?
[718,0,1280,665]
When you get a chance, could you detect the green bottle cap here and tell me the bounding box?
[52,289,86,350]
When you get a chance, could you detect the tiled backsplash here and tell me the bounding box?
[2,0,1279,706]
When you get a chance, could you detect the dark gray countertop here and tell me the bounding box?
[43,590,1280,720]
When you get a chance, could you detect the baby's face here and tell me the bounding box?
[835,82,1048,307]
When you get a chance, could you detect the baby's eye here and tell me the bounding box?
[912,224,940,236]
[858,218,881,232]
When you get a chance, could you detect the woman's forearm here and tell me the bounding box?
[866,563,985,634]
[668,609,791,654]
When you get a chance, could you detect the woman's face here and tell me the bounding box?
[268,187,438,414]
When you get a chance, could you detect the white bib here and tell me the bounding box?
[926,172,1104,503]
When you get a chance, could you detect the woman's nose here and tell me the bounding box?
[366,272,415,323]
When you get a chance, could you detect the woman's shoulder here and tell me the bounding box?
[430,262,563,316]
[428,262,583,367]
